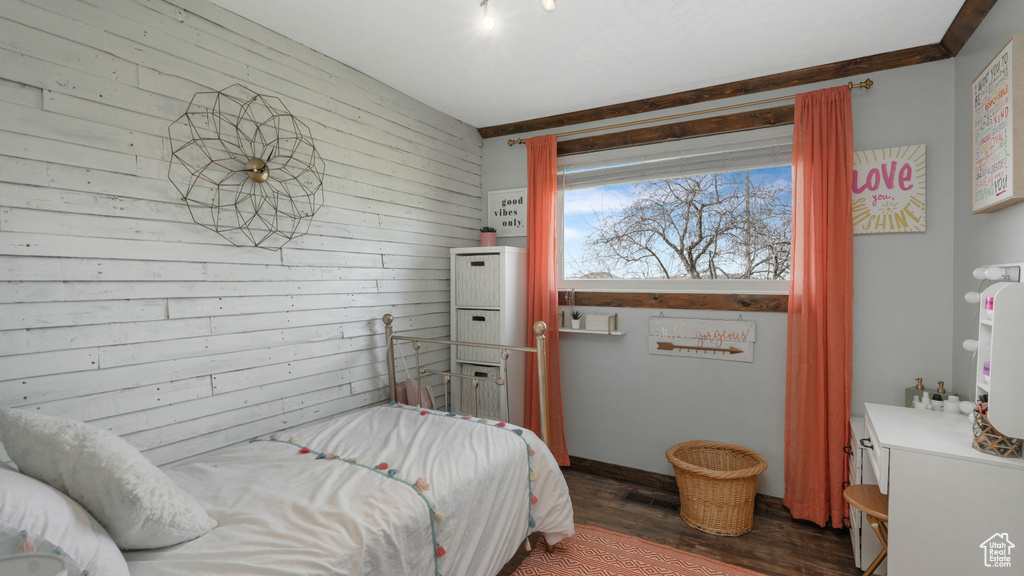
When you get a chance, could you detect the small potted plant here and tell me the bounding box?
[480,226,497,247]
[570,309,582,329]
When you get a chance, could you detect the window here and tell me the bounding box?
[559,128,793,294]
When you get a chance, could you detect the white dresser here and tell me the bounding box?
[861,403,1024,575]
[449,246,527,424]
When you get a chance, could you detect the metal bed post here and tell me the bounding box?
[383,313,397,402]
[382,314,551,445]
[534,321,549,445]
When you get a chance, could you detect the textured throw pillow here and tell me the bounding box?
[0,409,217,550]
[0,462,130,576]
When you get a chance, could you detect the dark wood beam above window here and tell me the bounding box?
[557,290,788,313]
[557,105,794,157]
[478,0,995,140]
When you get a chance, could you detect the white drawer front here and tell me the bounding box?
[863,410,890,494]
[459,363,505,420]
[456,309,501,363]
[849,508,863,567]
[455,254,500,307]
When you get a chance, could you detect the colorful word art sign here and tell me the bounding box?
[649,316,755,363]
[972,35,1024,213]
[488,188,527,236]
[851,145,926,234]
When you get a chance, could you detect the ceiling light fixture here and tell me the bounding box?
[480,0,495,30]
[542,0,556,10]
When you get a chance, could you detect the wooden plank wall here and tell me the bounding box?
[0,0,481,464]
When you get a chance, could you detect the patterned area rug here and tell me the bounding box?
[512,524,768,576]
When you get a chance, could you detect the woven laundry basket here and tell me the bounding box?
[665,441,767,536]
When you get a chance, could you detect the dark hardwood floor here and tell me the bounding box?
[500,468,861,576]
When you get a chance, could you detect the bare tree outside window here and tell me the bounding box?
[563,166,791,281]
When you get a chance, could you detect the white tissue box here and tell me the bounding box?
[585,313,610,332]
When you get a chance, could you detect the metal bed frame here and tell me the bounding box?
[382,314,550,444]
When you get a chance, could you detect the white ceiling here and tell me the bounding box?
[207,0,966,130]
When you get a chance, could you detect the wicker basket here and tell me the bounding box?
[972,413,1023,458]
[665,441,767,536]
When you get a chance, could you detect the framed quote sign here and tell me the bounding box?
[487,188,527,237]
[851,145,926,234]
[972,34,1024,214]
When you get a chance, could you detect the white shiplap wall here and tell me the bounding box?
[0,0,481,464]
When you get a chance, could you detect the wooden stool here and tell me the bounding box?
[843,484,888,576]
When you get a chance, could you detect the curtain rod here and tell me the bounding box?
[507,78,874,147]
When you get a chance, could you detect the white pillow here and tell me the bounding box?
[0,461,130,576]
[0,409,217,550]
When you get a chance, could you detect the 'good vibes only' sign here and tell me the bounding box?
[487,189,527,236]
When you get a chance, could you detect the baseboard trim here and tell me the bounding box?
[568,455,677,492]
[566,454,792,519]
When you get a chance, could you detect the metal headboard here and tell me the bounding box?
[382,314,549,444]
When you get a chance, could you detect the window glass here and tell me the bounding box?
[558,130,792,293]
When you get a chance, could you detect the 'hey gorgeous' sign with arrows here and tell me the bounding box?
[649,316,755,363]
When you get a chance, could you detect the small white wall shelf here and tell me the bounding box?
[559,310,621,335]
[559,328,627,336]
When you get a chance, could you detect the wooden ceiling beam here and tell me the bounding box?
[941,0,999,56]
[478,0,995,140]
[556,105,794,157]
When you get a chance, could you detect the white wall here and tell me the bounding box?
[482,61,955,497]
[952,1,1024,390]
[0,0,480,464]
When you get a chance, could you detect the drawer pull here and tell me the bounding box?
[843,445,853,455]
[470,261,486,267]
[472,316,486,322]
[859,438,873,449]
[474,371,488,377]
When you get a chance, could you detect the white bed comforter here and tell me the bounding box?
[123,405,574,576]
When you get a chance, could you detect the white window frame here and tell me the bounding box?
[557,126,792,295]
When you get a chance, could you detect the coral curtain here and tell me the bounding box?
[783,86,854,528]
[524,134,569,466]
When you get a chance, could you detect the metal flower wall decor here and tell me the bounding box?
[168,84,325,250]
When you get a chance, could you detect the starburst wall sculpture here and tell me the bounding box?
[168,84,324,250]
